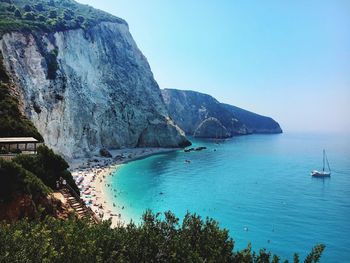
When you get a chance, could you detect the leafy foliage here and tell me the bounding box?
[0,0,125,35]
[304,244,326,263]
[13,145,79,194]
[23,11,35,20]
[0,210,325,263]
[0,83,43,140]
[46,48,58,79]
[13,8,21,18]
[0,158,49,202]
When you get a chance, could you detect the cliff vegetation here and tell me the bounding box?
[0,52,43,140]
[0,158,49,202]
[0,82,43,140]
[0,0,125,35]
[0,145,79,221]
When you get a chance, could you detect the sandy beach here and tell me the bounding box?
[69,148,177,227]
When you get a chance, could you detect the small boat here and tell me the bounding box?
[311,149,331,177]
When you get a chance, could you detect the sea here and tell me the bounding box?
[105,132,350,262]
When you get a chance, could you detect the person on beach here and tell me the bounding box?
[56,180,60,189]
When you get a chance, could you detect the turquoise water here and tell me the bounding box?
[106,133,350,262]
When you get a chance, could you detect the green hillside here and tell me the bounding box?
[0,0,125,35]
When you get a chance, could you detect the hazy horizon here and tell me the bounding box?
[77,0,350,133]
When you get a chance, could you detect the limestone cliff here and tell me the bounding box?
[0,22,190,159]
[193,117,230,138]
[161,89,248,138]
[221,104,283,134]
[161,89,282,138]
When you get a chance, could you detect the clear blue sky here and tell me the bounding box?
[77,0,350,133]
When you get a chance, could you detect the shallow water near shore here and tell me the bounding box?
[106,132,350,262]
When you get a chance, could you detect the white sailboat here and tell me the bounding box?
[311,149,331,177]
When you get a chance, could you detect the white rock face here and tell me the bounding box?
[162,88,282,138]
[193,117,230,138]
[0,22,189,159]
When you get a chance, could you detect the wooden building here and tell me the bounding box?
[0,137,40,160]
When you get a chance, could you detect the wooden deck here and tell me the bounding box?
[0,137,40,158]
[0,151,38,161]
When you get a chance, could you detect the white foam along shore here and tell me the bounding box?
[69,148,178,227]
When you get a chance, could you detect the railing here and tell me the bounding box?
[0,154,16,161]
[64,182,101,224]
[0,151,38,161]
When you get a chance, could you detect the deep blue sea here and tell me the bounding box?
[106,133,350,262]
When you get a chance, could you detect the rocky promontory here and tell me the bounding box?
[161,89,282,138]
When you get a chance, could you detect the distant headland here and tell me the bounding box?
[162,88,282,139]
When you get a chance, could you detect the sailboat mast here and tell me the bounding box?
[323,149,325,171]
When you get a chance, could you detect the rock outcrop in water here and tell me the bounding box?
[0,21,190,159]
[161,89,282,138]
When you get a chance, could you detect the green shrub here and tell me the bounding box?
[0,0,12,4]
[46,48,59,79]
[0,148,8,154]
[63,9,73,20]
[23,4,31,12]
[0,83,43,141]
[0,53,9,82]
[37,14,45,22]
[49,10,57,18]
[55,18,67,31]
[76,15,84,23]
[0,211,325,263]
[9,148,21,154]
[23,11,35,21]
[48,0,55,7]
[0,159,49,202]
[13,8,21,18]
[47,18,57,26]
[6,4,15,12]
[34,3,44,12]
[75,15,84,26]
[13,145,79,194]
